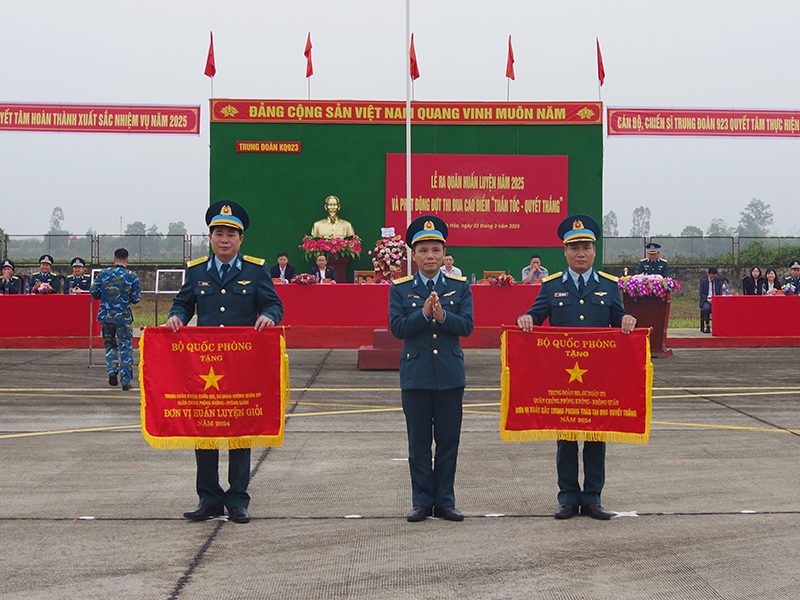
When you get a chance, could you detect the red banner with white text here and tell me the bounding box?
[139,327,289,449]
[607,107,800,138]
[385,153,568,247]
[0,103,200,134]
[211,99,603,125]
[501,327,653,444]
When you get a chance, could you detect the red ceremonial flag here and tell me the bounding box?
[304,32,313,78]
[204,32,216,78]
[501,327,653,444]
[409,33,420,80]
[596,38,605,86]
[139,327,290,449]
[506,35,515,80]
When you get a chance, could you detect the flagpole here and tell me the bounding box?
[506,78,510,102]
[405,0,412,276]
[308,78,311,101]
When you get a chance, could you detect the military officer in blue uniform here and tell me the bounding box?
[167,200,283,525]
[782,260,800,293]
[64,257,91,293]
[389,216,474,522]
[637,242,669,276]
[1,259,22,294]
[517,214,637,520]
[30,254,60,293]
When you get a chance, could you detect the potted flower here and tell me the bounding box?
[490,274,515,286]
[293,273,317,285]
[618,274,681,358]
[299,235,361,282]
[369,235,407,279]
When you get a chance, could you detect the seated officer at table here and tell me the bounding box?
[516,214,636,521]
[310,254,337,282]
[1,259,22,294]
[167,200,283,524]
[637,243,669,276]
[64,257,91,293]
[269,252,296,282]
[699,267,722,333]
[390,216,474,522]
[30,254,59,294]
[782,260,800,293]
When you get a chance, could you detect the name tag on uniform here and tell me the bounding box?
[197,281,211,287]
[408,294,421,298]
[553,292,569,297]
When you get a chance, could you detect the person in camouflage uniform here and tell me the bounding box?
[90,248,141,391]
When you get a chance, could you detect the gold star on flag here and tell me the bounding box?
[565,362,588,383]
[199,366,224,391]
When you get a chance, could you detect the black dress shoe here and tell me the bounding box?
[433,506,464,521]
[704,327,711,334]
[554,503,579,519]
[406,506,433,522]
[228,506,251,523]
[183,504,223,520]
[122,384,131,391]
[581,503,613,520]
[108,372,118,387]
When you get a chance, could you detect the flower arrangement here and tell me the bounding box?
[369,235,407,276]
[618,274,681,298]
[300,235,361,261]
[782,281,796,294]
[490,274,515,286]
[293,274,317,285]
[33,282,53,294]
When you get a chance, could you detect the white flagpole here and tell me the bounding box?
[405,0,412,276]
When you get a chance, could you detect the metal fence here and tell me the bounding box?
[604,236,800,265]
[2,234,197,265]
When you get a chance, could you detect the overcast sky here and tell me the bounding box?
[2,0,799,238]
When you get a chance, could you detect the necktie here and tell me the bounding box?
[578,275,585,296]
[220,263,230,279]
[427,279,435,292]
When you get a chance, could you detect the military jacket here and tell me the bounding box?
[64,274,91,293]
[389,273,474,390]
[90,265,141,325]
[169,254,283,328]
[637,258,669,277]
[524,269,628,328]
[1,276,21,295]
[30,271,60,294]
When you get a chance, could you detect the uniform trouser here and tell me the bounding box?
[101,322,133,384]
[195,448,251,510]
[556,440,606,506]
[700,301,712,326]
[401,387,464,509]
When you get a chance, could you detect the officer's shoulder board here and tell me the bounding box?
[243,255,266,266]
[444,273,467,282]
[598,271,619,283]
[542,271,563,283]
[392,275,413,285]
[639,258,648,263]
[187,256,210,268]
[661,258,669,263]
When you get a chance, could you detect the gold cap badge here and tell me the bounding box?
[573,219,584,230]
[220,205,233,216]
[424,220,434,231]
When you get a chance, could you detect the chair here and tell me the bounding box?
[483,270,506,279]
[353,270,375,283]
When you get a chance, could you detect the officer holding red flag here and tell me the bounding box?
[517,214,636,520]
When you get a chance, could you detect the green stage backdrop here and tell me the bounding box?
[209,99,603,281]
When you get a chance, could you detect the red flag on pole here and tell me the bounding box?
[204,32,216,78]
[506,35,515,80]
[596,38,605,86]
[409,33,420,80]
[304,33,313,78]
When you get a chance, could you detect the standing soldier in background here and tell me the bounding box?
[637,243,669,276]
[90,248,141,391]
[30,254,60,293]
[64,257,91,293]
[167,200,283,524]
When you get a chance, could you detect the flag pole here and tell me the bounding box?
[405,0,412,276]
[506,78,510,102]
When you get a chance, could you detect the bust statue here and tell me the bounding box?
[310,195,356,239]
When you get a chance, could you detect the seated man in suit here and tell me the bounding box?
[269,252,296,282]
[310,254,337,282]
[699,267,722,333]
